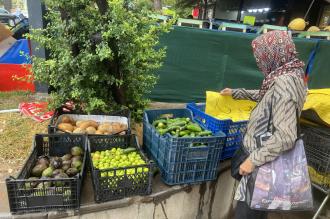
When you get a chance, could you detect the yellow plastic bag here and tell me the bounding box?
[302,89,330,126]
[205,91,257,122]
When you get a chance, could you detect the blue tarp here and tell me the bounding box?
[0,39,30,64]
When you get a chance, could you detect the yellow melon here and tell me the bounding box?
[324,26,330,31]
[288,18,307,31]
[307,26,320,32]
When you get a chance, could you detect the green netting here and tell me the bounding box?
[150,26,330,103]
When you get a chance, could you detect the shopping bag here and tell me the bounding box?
[246,138,313,211]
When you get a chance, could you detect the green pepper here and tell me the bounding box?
[190,132,196,137]
[179,131,188,137]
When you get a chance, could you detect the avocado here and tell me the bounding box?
[42,167,54,177]
[62,160,71,166]
[62,164,70,171]
[50,157,62,169]
[66,168,78,177]
[71,156,82,163]
[52,169,64,177]
[71,160,82,170]
[25,177,39,189]
[54,173,69,186]
[37,156,50,167]
[71,146,83,156]
[61,154,72,161]
[31,163,48,177]
[39,177,52,188]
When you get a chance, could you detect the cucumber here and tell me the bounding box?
[167,125,180,132]
[179,131,188,137]
[158,129,167,135]
[169,121,186,127]
[187,124,202,132]
[123,147,137,154]
[152,119,167,127]
[199,131,212,136]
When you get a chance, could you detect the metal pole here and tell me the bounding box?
[304,0,316,20]
[27,0,48,93]
[313,193,329,219]
[237,0,244,22]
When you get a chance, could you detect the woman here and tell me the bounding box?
[220,31,306,219]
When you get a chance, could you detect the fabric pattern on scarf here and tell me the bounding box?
[251,31,304,99]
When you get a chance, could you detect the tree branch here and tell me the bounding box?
[96,0,109,15]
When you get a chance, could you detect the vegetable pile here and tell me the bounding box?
[91,147,149,177]
[57,115,127,135]
[152,117,212,137]
[26,146,84,189]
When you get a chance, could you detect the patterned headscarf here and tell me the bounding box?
[252,31,304,99]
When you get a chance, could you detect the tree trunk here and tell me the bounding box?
[153,0,162,11]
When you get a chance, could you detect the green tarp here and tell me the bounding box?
[150,26,330,102]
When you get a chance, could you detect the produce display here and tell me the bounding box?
[26,146,84,189]
[91,147,149,176]
[308,166,330,187]
[57,115,127,135]
[152,116,212,137]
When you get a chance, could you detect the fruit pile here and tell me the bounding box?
[91,147,149,177]
[26,146,84,189]
[57,115,127,135]
[152,117,212,137]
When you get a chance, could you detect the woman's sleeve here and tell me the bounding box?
[232,89,260,102]
[249,77,298,167]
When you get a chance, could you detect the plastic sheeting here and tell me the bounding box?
[0,39,30,64]
[150,27,330,102]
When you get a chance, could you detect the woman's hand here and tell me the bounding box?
[220,88,233,96]
[239,158,255,176]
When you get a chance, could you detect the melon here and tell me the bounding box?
[324,26,330,31]
[307,26,320,32]
[288,18,306,31]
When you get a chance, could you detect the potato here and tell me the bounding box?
[112,122,126,133]
[86,126,96,134]
[73,128,86,134]
[95,130,103,135]
[87,120,98,129]
[58,123,74,132]
[76,120,84,127]
[98,123,113,133]
[119,131,126,135]
[79,120,98,130]
[61,115,73,124]
[79,121,91,130]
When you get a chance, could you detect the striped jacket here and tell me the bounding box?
[232,74,306,201]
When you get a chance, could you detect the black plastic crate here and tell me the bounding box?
[88,134,153,203]
[48,108,131,135]
[302,125,330,193]
[6,134,87,214]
